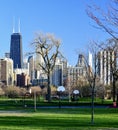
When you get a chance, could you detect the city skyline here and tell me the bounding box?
[0,0,111,66]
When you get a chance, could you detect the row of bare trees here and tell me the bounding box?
[0,84,58,99]
[0,85,27,98]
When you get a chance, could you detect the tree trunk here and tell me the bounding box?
[91,83,95,124]
[47,72,51,102]
[113,78,116,103]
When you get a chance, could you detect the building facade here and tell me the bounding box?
[51,57,68,87]
[10,33,23,69]
[17,73,30,87]
[51,64,63,87]
[97,49,116,85]
[0,58,14,85]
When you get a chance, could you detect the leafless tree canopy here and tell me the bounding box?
[86,0,118,40]
[32,33,61,73]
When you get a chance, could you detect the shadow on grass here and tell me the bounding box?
[0,109,118,130]
[0,116,117,129]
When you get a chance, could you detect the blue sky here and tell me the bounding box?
[0,0,111,66]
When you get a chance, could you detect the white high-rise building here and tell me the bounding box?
[28,56,34,82]
[51,57,63,87]
[98,50,115,85]
[89,51,92,69]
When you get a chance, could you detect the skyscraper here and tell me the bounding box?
[10,23,23,69]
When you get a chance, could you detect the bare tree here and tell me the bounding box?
[29,32,61,102]
[83,41,101,124]
[86,0,118,40]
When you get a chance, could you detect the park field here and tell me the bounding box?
[0,108,118,130]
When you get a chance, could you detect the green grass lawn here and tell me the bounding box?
[0,108,118,130]
[0,98,117,130]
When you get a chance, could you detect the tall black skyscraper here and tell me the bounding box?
[10,24,23,69]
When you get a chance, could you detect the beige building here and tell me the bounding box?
[0,58,14,85]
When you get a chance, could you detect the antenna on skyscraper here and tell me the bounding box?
[18,18,20,33]
[12,17,15,33]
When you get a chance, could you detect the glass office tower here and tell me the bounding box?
[10,33,23,69]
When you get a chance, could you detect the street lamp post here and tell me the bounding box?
[68,83,71,102]
[68,73,71,102]
[29,88,36,111]
[57,86,65,108]
[34,91,36,111]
